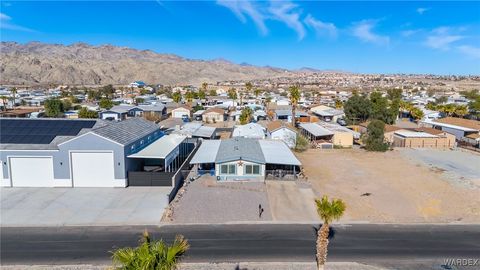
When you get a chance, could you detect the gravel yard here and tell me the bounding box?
[171,176,272,223]
[398,148,480,189]
[296,148,480,223]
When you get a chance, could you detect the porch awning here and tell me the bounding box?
[128,134,186,159]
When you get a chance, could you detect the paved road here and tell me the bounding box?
[1,224,479,266]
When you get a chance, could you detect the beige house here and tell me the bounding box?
[202,108,225,123]
[392,128,455,149]
[171,105,192,118]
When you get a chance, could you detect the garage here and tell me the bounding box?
[9,157,54,187]
[71,152,115,187]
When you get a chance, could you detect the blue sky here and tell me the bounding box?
[1,1,479,75]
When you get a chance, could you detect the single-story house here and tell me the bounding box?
[266,120,297,148]
[202,108,225,123]
[299,122,334,143]
[193,110,205,121]
[100,104,167,121]
[1,118,194,192]
[232,123,266,139]
[392,128,455,149]
[172,122,217,139]
[421,117,480,142]
[190,137,301,181]
[316,121,360,148]
[310,105,345,122]
[171,105,192,119]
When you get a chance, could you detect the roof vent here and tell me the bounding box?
[234,146,239,151]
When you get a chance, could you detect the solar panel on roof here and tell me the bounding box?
[0,119,97,144]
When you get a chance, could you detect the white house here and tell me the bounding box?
[233,123,266,139]
[266,121,297,148]
[171,105,192,118]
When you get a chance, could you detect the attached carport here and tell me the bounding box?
[127,134,190,186]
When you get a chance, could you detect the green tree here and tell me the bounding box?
[239,107,253,125]
[370,91,390,123]
[99,98,114,109]
[454,105,468,117]
[254,88,262,99]
[410,107,424,120]
[44,98,64,117]
[245,82,253,97]
[364,120,389,152]
[315,196,346,270]
[295,134,310,152]
[289,85,301,127]
[101,84,115,99]
[460,89,479,100]
[11,87,17,108]
[228,88,238,104]
[193,104,204,112]
[425,102,437,111]
[209,89,217,97]
[198,90,206,100]
[386,88,402,101]
[62,99,72,111]
[185,91,194,103]
[78,107,98,119]
[135,97,145,105]
[172,92,182,103]
[468,96,480,114]
[112,231,189,270]
[344,93,372,124]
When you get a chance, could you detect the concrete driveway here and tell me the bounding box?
[1,187,171,227]
[266,181,319,222]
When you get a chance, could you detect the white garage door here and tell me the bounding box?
[71,152,115,187]
[173,110,187,118]
[10,157,54,187]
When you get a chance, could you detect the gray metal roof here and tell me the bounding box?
[258,140,301,166]
[189,140,221,164]
[232,123,266,139]
[299,123,334,137]
[190,138,302,166]
[216,137,265,164]
[92,118,160,145]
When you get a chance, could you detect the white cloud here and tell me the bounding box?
[217,0,268,35]
[401,29,420,37]
[352,20,389,45]
[416,8,430,15]
[424,27,464,50]
[268,1,305,40]
[304,14,337,38]
[457,45,480,59]
[0,12,35,32]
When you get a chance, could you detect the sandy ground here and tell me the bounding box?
[296,148,480,223]
[171,176,272,223]
[265,181,319,222]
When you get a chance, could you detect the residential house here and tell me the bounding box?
[190,137,301,181]
[233,123,266,139]
[310,105,345,123]
[266,120,297,148]
[421,117,480,142]
[171,105,192,119]
[202,108,225,123]
[392,128,456,149]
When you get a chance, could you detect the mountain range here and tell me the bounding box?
[0,41,300,86]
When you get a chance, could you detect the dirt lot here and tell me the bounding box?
[296,148,480,223]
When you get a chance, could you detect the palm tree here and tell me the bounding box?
[289,85,301,127]
[11,87,17,108]
[254,88,261,100]
[245,82,253,98]
[201,82,208,92]
[315,196,346,270]
[454,105,468,117]
[228,87,238,107]
[112,230,189,270]
[172,92,182,103]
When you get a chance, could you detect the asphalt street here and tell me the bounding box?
[1,224,479,267]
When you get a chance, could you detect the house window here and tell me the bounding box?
[220,164,236,175]
[245,164,260,175]
[140,140,144,145]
